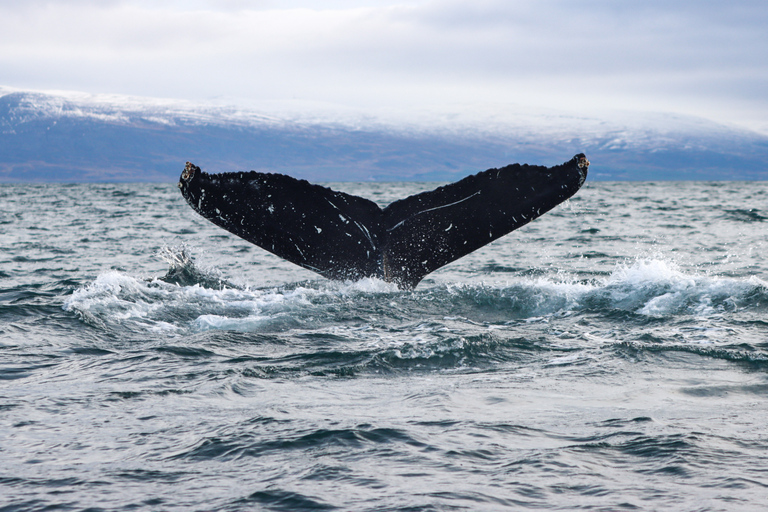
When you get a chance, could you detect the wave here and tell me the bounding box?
[721,208,767,223]
[60,248,768,374]
[156,244,236,290]
[63,252,768,333]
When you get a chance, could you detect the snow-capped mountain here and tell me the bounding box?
[2,87,767,182]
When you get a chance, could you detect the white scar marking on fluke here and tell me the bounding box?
[354,221,376,251]
[388,191,481,231]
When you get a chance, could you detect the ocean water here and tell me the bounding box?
[1,180,767,511]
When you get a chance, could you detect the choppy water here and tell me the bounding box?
[2,180,768,511]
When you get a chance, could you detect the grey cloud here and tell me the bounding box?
[0,0,765,131]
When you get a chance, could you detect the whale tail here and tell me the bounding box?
[178,154,588,289]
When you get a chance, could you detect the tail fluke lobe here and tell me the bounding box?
[381,154,589,288]
[178,163,385,281]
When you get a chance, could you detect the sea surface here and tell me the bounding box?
[1,180,767,511]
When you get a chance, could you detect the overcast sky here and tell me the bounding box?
[1,0,766,133]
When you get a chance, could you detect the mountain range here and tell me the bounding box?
[2,87,767,182]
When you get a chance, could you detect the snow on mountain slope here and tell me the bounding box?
[2,87,767,182]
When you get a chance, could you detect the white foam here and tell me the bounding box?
[64,271,317,334]
[193,314,274,332]
[465,258,766,320]
[63,258,766,337]
[337,277,400,294]
[64,269,403,335]
[601,259,762,318]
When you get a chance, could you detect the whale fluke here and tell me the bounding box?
[178,154,589,289]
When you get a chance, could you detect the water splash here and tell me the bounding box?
[156,244,235,290]
[63,255,768,343]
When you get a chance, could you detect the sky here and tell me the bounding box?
[1,0,767,134]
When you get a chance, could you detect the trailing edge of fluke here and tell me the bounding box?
[178,154,589,289]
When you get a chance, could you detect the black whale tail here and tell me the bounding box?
[178,154,589,289]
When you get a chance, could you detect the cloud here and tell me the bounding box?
[0,0,766,132]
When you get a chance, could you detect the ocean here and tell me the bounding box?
[1,180,767,511]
